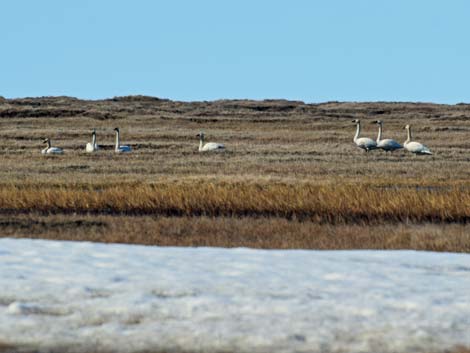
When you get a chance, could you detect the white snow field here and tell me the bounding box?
[1,238,470,353]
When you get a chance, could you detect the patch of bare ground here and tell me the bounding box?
[451,348,470,353]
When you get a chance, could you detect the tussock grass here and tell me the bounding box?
[0,181,469,223]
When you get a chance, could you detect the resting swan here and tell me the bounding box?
[373,120,403,152]
[41,138,63,155]
[85,129,99,153]
[197,132,225,152]
[352,119,377,152]
[114,128,131,153]
[404,124,432,155]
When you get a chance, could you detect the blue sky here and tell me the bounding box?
[1,0,469,103]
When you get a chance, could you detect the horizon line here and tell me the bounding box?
[1,94,468,106]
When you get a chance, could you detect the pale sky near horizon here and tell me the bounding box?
[1,0,469,103]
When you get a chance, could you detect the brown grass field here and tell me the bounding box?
[1,96,470,251]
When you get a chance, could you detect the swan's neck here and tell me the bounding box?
[376,124,382,142]
[353,123,360,142]
[92,133,96,146]
[47,140,51,149]
[405,127,411,144]
[199,136,204,151]
[115,131,120,150]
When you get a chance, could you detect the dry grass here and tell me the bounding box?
[0,181,469,223]
[1,214,470,252]
[1,97,470,251]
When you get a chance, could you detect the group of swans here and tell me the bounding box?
[42,122,432,156]
[42,129,225,154]
[352,119,432,155]
[42,128,132,155]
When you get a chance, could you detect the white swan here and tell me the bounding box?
[404,124,432,155]
[41,138,63,155]
[373,120,403,152]
[352,119,377,152]
[197,132,225,152]
[85,129,99,153]
[114,128,131,153]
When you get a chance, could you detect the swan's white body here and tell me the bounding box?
[197,132,225,152]
[404,125,432,155]
[114,128,131,153]
[85,130,99,153]
[41,138,63,155]
[374,120,403,152]
[352,119,377,152]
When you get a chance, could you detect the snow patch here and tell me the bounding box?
[0,238,469,353]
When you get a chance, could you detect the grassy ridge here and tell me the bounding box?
[1,181,469,223]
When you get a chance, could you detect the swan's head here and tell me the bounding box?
[42,138,49,144]
[404,124,410,130]
[113,128,120,133]
[373,120,383,125]
[92,129,96,135]
[352,119,360,124]
[196,132,205,139]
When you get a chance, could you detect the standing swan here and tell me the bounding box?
[352,119,377,152]
[114,128,131,153]
[404,125,432,155]
[85,129,99,153]
[41,138,63,155]
[373,120,403,152]
[196,132,225,152]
